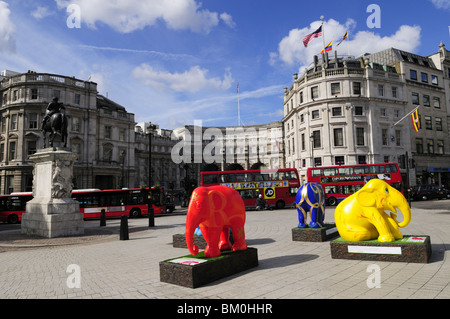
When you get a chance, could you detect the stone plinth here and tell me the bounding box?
[160,248,258,288]
[330,235,432,263]
[292,223,338,242]
[21,148,84,238]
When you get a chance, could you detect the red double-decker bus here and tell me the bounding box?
[200,168,300,210]
[307,162,403,206]
[0,187,169,224]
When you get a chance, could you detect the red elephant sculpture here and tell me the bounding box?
[185,186,248,258]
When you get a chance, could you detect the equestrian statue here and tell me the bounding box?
[42,97,68,148]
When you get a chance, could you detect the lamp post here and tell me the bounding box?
[148,122,156,227]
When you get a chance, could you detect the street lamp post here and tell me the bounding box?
[148,122,156,227]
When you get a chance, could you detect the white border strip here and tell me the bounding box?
[348,245,402,255]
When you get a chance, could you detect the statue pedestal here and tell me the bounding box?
[330,236,432,263]
[292,223,338,242]
[160,248,258,288]
[21,148,84,238]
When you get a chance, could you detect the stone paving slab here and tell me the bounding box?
[0,206,449,301]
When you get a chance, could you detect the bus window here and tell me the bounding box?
[285,171,297,180]
[385,164,398,173]
[338,167,353,176]
[203,174,219,184]
[276,171,285,180]
[370,165,385,174]
[252,173,264,181]
[354,166,369,175]
[311,169,323,177]
[238,190,256,200]
[220,174,236,183]
[341,185,356,195]
[323,168,337,176]
[236,173,252,182]
[355,185,364,192]
[325,186,339,194]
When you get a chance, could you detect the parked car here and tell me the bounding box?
[438,187,450,200]
[411,184,443,200]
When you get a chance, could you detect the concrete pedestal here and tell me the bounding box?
[21,148,84,238]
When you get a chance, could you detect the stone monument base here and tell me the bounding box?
[173,233,234,249]
[292,223,338,242]
[330,235,432,263]
[21,199,84,238]
[160,248,258,288]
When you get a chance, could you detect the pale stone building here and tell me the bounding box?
[0,71,136,193]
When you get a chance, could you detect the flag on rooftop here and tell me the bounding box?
[303,25,323,47]
[320,41,333,54]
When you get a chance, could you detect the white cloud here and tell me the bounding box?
[31,6,54,20]
[55,0,233,34]
[0,1,16,53]
[133,64,233,93]
[220,13,236,29]
[430,0,450,9]
[270,19,421,72]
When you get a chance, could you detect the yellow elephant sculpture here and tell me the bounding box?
[335,179,411,242]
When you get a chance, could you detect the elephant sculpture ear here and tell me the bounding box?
[356,188,377,207]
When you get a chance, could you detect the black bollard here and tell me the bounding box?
[120,215,129,240]
[100,209,106,226]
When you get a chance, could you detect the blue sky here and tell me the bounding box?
[0,0,449,129]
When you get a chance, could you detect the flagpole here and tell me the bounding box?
[320,15,326,54]
[392,105,420,128]
[237,82,241,126]
[347,29,350,57]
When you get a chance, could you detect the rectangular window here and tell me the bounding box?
[9,141,16,160]
[437,140,444,155]
[378,85,384,96]
[339,167,354,175]
[10,114,18,130]
[421,72,428,83]
[412,93,419,105]
[31,89,38,100]
[332,107,342,116]
[312,130,321,148]
[436,118,442,131]
[427,139,434,154]
[416,138,423,154]
[27,141,37,156]
[392,87,397,98]
[395,130,401,146]
[433,97,440,109]
[431,75,438,85]
[353,82,361,95]
[382,129,388,145]
[333,128,344,147]
[72,117,81,132]
[354,106,363,116]
[74,94,81,105]
[331,83,341,95]
[410,69,417,80]
[119,128,126,142]
[425,116,432,130]
[423,95,430,107]
[105,126,112,139]
[28,113,38,129]
[0,144,4,161]
[311,86,319,99]
[335,156,345,166]
[311,110,320,119]
[301,133,305,151]
[356,127,365,146]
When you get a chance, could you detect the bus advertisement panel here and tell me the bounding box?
[307,163,403,206]
[0,187,169,224]
[200,168,300,210]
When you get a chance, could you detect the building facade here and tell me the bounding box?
[0,71,136,194]
[283,45,450,187]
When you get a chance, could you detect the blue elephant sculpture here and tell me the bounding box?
[295,182,325,229]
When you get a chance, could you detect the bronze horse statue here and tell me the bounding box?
[42,111,68,148]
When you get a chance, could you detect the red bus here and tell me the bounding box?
[307,162,403,206]
[200,168,300,210]
[0,187,169,224]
